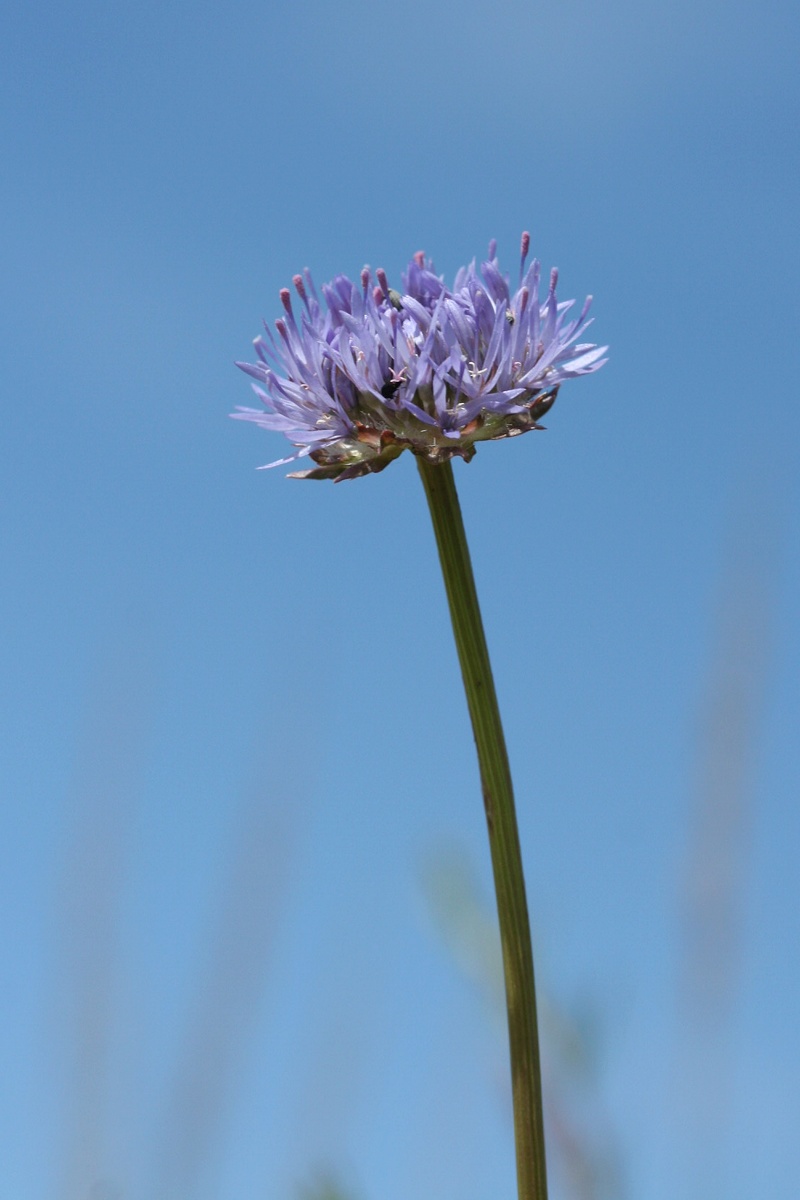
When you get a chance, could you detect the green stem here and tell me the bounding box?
[417,455,548,1200]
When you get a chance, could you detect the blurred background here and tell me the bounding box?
[1,0,798,1197]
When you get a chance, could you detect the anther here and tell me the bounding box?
[488,239,497,260]
[413,250,425,267]
[376,268,390,298]
[279,288,293,314]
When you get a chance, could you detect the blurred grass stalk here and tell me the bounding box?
[421,844,622,1200]
[58,651,303,1200]
[418,457,548,1200]
[151,786,295,1200]
[678,511,774,1198]
[58,659,148,1200]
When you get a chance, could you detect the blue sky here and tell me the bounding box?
[2,1,799,1198]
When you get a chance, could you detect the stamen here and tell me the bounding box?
[520,231,530,282]
[413,250,425,267]
[360,267,371,294]
[279,288,293,314]
[549,267,558,293]
[376,268,390,299]
[488,239,497,260]
[292,274,306,301]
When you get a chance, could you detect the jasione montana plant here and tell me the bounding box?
[233,233,607,1200]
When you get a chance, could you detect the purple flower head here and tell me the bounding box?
[233,234,607,481]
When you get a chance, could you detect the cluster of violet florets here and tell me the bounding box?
[233,233,607,480]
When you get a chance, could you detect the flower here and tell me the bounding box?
[233,234,607,481]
